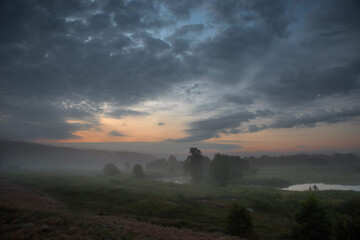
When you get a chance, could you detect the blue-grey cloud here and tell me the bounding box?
[248,106,360,133]
[0,0,359,142]
[109,130,126,137]
[172,111,256,142]
[223,94,254,105]
[106,109,149,118]
[252,59,360,105]
[270,106,360,129]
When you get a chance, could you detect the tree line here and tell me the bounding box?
[184,147,257,184]
[245,153,360,167]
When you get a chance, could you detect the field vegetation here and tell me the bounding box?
[2,167,360,239]
[1,144,360,239]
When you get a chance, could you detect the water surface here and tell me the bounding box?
[282,183,360,192]
[158,176,191,184]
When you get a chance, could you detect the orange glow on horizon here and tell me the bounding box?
[57,115,189,143]
[37,117,360,153]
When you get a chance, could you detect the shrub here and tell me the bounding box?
[132,164,145,178]
[334,197,360,240]
[103,163,121,175]
[293,194,331,240]
[227,202,253,237]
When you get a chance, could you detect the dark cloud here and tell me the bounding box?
[172,111,256,142]
[248,124,260,133]
[206,0,292,37]
[223,94,254,105]
[106,109,149,118]
[305,0,360,32]
[192,0,293,83]
[0,0,359,142]
[255,109,275,117]
[175,105,360,141]
[252,59,360,105]
[270,106,360,129]
[160,0,203,20]
[173,24,204,37]
[248,106,360,133]
[0,1,203,140]
[109,130,126,137]
[0,98,95,140]
[158,122,165,126]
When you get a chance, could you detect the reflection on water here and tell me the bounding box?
[282,183,360,192]
[158,176,191,184]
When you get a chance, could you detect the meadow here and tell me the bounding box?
[2,166,360,240]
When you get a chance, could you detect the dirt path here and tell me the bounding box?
[0,180,239,240]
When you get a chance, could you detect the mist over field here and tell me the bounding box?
[1,0,360,239]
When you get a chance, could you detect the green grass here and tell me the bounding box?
[2,169,360,240]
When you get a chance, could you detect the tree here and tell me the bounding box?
[168,154,177,164]
[168,155,178,173]
[210,154,231,185]
[210,153,250,185]
[103,163,121,175]
[145,158,168,171]
[184,147,204,182]
[227,202,253,237]
[334,197,360,240]
[293,194,331,240]
[133,164,145,178]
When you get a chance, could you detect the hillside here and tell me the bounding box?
[0,140,153,170]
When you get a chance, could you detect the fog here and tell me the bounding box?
[0,140,152,170]
[2,140,359,172]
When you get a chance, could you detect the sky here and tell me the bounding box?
[0,0,359,157]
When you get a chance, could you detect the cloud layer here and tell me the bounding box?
[0,0,359,147]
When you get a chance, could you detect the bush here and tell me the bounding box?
[133,164,145,178]
[227,202,253,237]
[293,194,331,240]
[103,163,121,175]
[334,197,360,240]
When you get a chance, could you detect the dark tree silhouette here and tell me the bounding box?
[227,202,253,237]
[145,158,168,171]
[168,155,178,173]
[210,153,251,185]
[184,147,204,182]
[334,197,360,240]
[103,163,121,175]
[293,194,331,240]
[210,154,231,185]
[133,164,145,178]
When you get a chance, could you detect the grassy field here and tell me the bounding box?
[235,166,360,186]
[2,168,360,240]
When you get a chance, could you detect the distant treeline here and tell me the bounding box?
[245,153,360,167]
[145,155,183,173]
[0,140,152,169]
[1,140,359,171]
